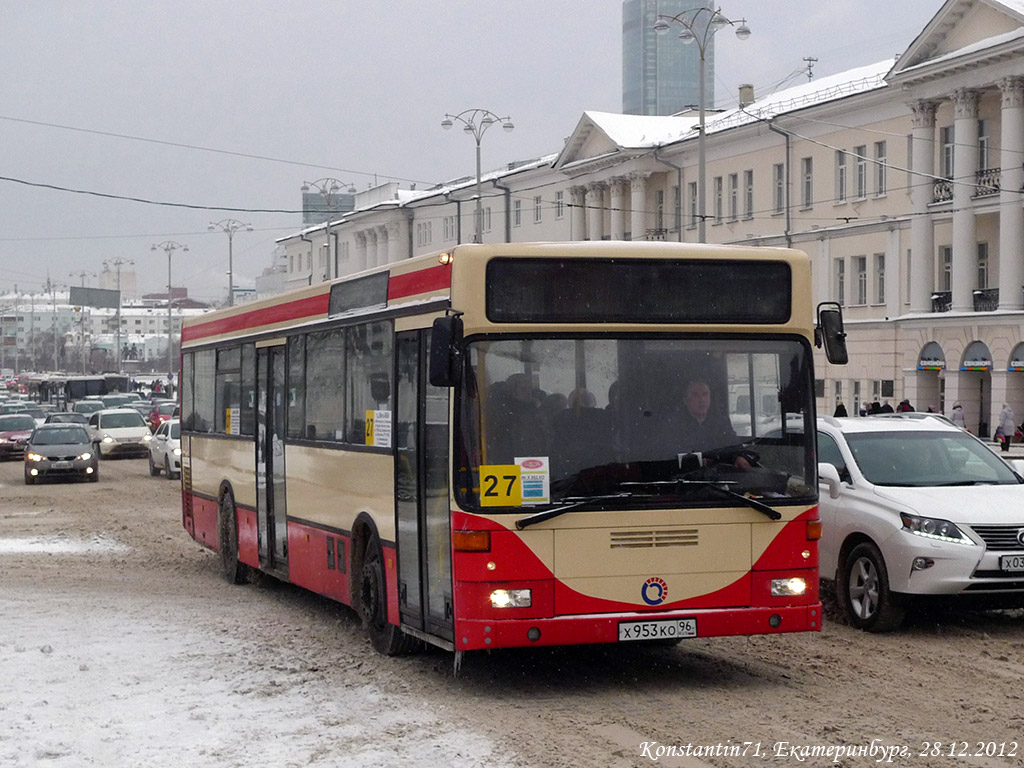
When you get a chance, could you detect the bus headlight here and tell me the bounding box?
[770,577,807,597]
[490,589,532,608]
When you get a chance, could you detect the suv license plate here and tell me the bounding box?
[618,618,697,642]
[999,554,1024,573]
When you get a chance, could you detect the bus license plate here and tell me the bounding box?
[1000,554,1024,573]
[618,618,697,642]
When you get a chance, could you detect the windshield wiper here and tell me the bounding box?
[620,479,782,520]
[514,492,631,530]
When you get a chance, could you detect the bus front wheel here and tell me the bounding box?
[359,535,418,656]
[218,491,245,585]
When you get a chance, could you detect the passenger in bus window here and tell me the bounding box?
[679,377,750,468]
[487,373,549,464]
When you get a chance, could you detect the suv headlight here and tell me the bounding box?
[900,512,974,545]
[26,452,43,462]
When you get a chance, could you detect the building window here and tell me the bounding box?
[854,256,867,306]
[801,157,813,208]
[940,245,952,292]
[835,151,847,202]
[773,163,784,214]
[854,145,867,199]
[655,189,665,230]
[978,242,989,289]
[443,215,455,241]
[533,195,542,224]
[555,190,564,219]
[713,177,723,223]
[941,126,955,179]
[874,141,887,196]
[834,257,845,306]
[978,119,990,170]
[688,181,698,228]
[416,222,433,248]
[484,207,492,232]
[672,185,680,231]
[743,170,753,219]
[875,253,885,304]
[728,173,738,221]
[513,199,521,227]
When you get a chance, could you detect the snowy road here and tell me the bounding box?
[1,458,1023,768]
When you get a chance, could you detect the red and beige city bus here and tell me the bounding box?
[179,241,847,657]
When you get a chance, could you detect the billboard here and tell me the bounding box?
[69,286,120,310]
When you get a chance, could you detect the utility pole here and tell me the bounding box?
[803,56,818,81]
[103,258,133,373]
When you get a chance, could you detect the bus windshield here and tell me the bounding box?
[456,336,814,510]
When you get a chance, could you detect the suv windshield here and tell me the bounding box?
[456,336,814,510]
[845,430,1021,486]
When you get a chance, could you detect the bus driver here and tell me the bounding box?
[679,377,751,469]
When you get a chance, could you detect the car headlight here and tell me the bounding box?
[172,447,181,456]
[26,452,43,462]
[102,435,114,443]
[0,437,8,443]
[78,451,93,461]
[143,434,152,441]
[900,512,974,545]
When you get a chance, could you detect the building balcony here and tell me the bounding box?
[974,167,1000,197]
[973,288,999,311]
[932,179,953,203]
[931,291,951,312]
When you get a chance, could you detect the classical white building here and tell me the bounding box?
[276,0,1024,437]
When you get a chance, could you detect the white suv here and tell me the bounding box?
[817,414,1024,631]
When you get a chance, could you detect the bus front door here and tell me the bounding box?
[256,344,288,574]
[395,331,453,643]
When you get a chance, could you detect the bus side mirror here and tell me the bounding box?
[429,315,463,387]
[815,302,848,365]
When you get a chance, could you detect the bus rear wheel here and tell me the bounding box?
[359,535,418,656]
[218,491,246,585]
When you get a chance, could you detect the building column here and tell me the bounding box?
[387,221,405,263]
[629,172,648,241]
[909,100,937,313]
[569,186,587,240]
[366,229,378,268]
[609,177,627,241]
[951,88,979,312]
[374,225,388,266]
[354,231,367,272]
[586,182,605,241]
[999,77,1024,310]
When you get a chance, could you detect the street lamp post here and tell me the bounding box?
[151,241,188,380]
[301,178,356,280]
[654,7,750,243]
[103,258,133,373]
[208,219,252,306]
[441,109,514,243]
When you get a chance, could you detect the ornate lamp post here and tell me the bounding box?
[208,219,252,306]
[654,7,750,243]
[441,109,514,243]
[151,241,188,379]
[102,258,133,373]
[301,178,356,280]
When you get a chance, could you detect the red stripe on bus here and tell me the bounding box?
[183,293,329,343]
[388,263,451,300]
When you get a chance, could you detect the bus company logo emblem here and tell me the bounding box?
[520,459,543,470]
[1017,528,1024,546]
[641,577,668,606]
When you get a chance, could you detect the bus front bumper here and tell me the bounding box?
[452,603,822,651]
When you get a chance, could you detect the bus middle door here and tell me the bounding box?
[256,342,288,575]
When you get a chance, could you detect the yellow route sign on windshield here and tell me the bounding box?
[479,465,522,507]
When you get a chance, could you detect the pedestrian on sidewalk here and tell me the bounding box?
[998,403,1016,453]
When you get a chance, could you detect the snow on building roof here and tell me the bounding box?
[578,111,698,148]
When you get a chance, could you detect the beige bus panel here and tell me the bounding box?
[285,444,396,542]
[562,572,749,605]
[189,437,257,510]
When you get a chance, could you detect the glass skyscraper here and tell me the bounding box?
[622,0,714,116]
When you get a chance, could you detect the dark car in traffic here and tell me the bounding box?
[24,423,99,484]
[0,414,37,460]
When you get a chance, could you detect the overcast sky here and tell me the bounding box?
[0,0,942,304]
